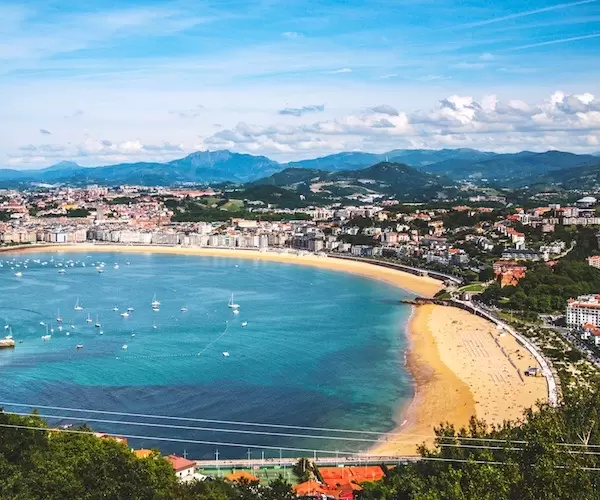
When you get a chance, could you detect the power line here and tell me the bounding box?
[3,423,600,471]
[3,401,600,449]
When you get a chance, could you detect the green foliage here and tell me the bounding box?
[66,208,91,218]
[358,383,600,499]
[481,260,600,313]
[292,458,312,482]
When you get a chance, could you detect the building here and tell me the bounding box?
[566,295,600,327]
[493,260,527,288]
[587,256,600,269]
[166,454,196,480]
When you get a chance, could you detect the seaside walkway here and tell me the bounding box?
[328,254,464,285]
[452,299,559,406]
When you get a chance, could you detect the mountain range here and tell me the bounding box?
[1,148,599,189]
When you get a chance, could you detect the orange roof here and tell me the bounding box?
[133,448,153,459]
[166,454,196,472]
[294,480,328,495]
[224,471,259,482]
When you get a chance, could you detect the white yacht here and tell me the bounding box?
[58,268,66,274]
[112,306,119,312]
[180,306,188,312]
[228,293,240,309]
[86,313,92,323]
[41,335,51,341]
[222,351,230,357]
[74,298,84,311]
[56,310,63,323]
[14,271,22,277]
[151,294,160,308]
[76,344,83,349]
[94,315,101,328]
[122,344,128,350]
[241,321,248,327]
[120,311,129,318]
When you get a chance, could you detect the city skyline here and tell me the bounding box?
[2,0,600,168]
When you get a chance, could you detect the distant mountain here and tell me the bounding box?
[0,150,282,186]
[254,161,451,200]
[388,148,496,167]
[251,167,328,187]
[40,161,83,173]
[420,151,599,182]
[0,148,597,188]
[516,162,600,189]
[285,152,384,171]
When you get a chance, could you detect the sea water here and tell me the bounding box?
[0,251,414,458]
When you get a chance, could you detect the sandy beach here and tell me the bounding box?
[370,304,548,456]
[3,243,548,457]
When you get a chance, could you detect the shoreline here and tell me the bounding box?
[3,243,547,458]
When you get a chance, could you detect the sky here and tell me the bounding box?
[2,0,600,169]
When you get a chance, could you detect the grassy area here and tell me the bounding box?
[197,467,299,485]
[458,283,486,293]
[220,199,244,211]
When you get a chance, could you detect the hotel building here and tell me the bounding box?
[566,294,600,327]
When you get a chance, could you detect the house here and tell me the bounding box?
[166,454,196,480]
[493,260,527,288]
[133,448,153,459]
[587,256,600,269]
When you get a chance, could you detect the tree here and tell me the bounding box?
[292,458,312,482]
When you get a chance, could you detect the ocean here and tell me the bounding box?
[0,251,414,458]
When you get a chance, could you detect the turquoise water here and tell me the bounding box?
[0,251,413,458]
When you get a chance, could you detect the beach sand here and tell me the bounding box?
[370,304,548,456]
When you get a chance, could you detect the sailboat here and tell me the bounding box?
[56,310,63,323]
[94,315,101,328]
[42,325,51,341]
[180,306,188,312]
[152,323,158,330]
[76,344,83,349]
[74,298,83,311]
[122,344,128,350]
[120,311,129,318]
[14,271,22,277]
[151,294,160,308]
[112,306,119,312]
[241,321,248,327]
[5,327,13,340]
[86,313,92,323]
[228,293,240,309]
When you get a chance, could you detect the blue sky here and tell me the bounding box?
[2,0,600,168]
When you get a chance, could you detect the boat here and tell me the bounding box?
[50,327,54,333]
[120,311,129,318]
[66,332,70,336]
[41,334,51,341]
[99,330,103,335]
[131,333,136,337]
[76,344,83,349]
[152,323,158,330]
[14,271,22,277]
[222,352,230,357]
[97,267,104,273]
[122,344,128,350]
[58,268,66,274]
[4,324,8,330]
[39,321,45,326]
[152,306,160,312]
[74,298,83,311]
[241,321,248,327]
[228,293,240,309]
[94,315,101,328]
[113,264,119,269]
[0,338,15,348]
[56,310,63,323]
[70,324,76,329]
[58,325,63,331]
[112,307,119,312]
[180,306,188,312]
[127,307,135,312]
[151,294,160,308]
[233,309,240,315]
[86,313,92,323]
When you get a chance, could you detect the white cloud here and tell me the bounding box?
[278,104,325,117]
[327,68,352,74]
[369,105,399,116]
[282,31,302,39]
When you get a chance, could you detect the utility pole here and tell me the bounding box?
[261,451,265,464]
[215,449,220,476]
[279,448,282,466]
[183,449,187,459]
[247,448,251,467]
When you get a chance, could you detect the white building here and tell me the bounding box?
[566,294,600,327]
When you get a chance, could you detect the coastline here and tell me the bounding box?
[3,243,547,458]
